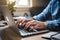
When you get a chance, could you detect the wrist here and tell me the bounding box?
[43,22,48,28]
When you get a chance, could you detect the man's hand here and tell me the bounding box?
[25,20,48,31]
[16,18,33,28]
[16,18,48,31]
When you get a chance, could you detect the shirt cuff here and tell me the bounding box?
[46,20,58,30]
[33,16,38,20]
[33,16,42,21]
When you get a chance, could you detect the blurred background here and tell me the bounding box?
[0,0,50,20]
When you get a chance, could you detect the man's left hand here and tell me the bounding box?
[24,20,48,31]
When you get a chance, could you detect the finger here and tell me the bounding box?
[16,19,21,25]
[17,19,24,26]
[25,20,35,29]
[21,19,27,24]
[29,26,34,31]
[16,19,23,27]
[20,19,28,27]
[24,22,31,29]
[25,22,36,29]
[18,19,23,23]
[29,26,38,32]
[24,20,36,29]
[18,19,28,28]
[25,21,33,29]
[29,28,33,32]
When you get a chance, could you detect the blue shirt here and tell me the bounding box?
[33,0,60,30]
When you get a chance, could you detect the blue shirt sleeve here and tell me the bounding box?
[46,19,60,30]
[33,0,52,21]
[33,0,60,30]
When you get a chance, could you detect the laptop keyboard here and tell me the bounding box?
[19,28,49,36]
[19,29,35,33]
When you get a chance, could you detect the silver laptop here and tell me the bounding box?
[1,5,49,37]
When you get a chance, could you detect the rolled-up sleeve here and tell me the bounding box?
[46,19,60,30]
[33,0,60,30]
[33,0,53,21]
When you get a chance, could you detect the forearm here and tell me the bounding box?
[37,20,60,31]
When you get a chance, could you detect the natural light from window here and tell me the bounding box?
[8,0,32,7]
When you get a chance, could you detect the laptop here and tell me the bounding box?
[1,5,49,37]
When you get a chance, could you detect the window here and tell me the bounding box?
[8,0,32,7]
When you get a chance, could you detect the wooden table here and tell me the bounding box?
[21,34,47,40]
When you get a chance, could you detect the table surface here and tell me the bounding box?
[21,33,47,40]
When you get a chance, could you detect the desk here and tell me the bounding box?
[21,34,47,40]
